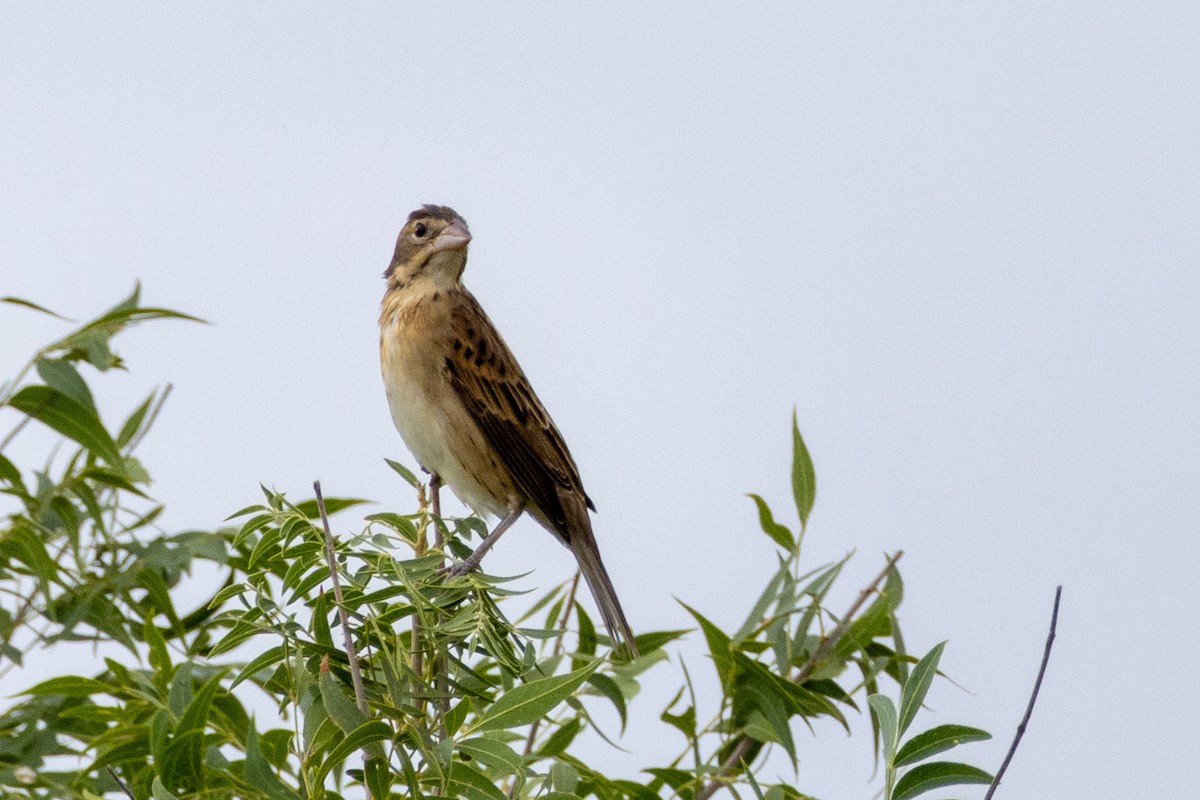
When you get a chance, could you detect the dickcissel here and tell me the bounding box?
[379,205,636,656]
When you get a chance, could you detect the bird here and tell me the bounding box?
[378,204,637,657]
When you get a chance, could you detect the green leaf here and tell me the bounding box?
[144,617,171,678]
[385,458,421,488]
[116,389,164,448]
[734,562,786,643]
[365,754,392,800]
[319,666,367,733]
[151,777,181,800]
[681,604,734,688]
[587,672,628,729]
[0,454,23,488]
[892,761,993,800]
[8,385,124,468]
[548,761,580,794]
[737,681,797,763]
[23,676,113,697]
[748,493,794,551]
[867,694,899,764]
[2,524,58,586]
[537,717,582,758]
[791,409,816,532]
[245,719,301,800]
[470,661,600,733]
[660,688,696,741]
[457,736,523,775]
[447,761,509,800]
[232,645,288,689]
[35,357,95,412]
[311,720,393,787]
[1,295,71,319]
[630,628,689,654]
[899,642,945,736]
[178,670,224,735]
[294,496,370,519]
[160,729,204,790]
[208,619,267,657]
[895,724,992,767]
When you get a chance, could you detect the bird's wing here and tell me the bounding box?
[441,291,593,537]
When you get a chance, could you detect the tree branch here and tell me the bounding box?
[984,585,1062,799]
[315,481,374,799]
[106,766,136,800]
[694,550,904,800]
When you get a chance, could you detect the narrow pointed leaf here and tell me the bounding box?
[311,720,393,787]
[319,666,367,733]
[35,357,95,412]
[895,724,991,766]
[748,493,794,550]
[892,761,993,800]
[470,660,600,733]
[447,761,509,800]
[8,385,123,468]
[245,720,301,800]
[457,737,523,775]
[791,410,816,531]
[899,641,946,736]
[1,295,70,319]
[867,694,899,763]
[681,603,735,688]
[150,777,181,800]
[385,458,420,487]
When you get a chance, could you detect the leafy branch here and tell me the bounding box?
[0,289,1033,800]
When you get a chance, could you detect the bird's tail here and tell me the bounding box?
[568,524,639,659]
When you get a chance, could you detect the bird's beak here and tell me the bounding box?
[431,220,472,252]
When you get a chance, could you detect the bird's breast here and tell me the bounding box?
[379,291,513,519]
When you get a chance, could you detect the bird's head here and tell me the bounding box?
[384,205,472,288]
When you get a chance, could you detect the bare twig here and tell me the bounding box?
[506,573,581,799]
[520,574,581,755]
[984,585,1062,800]
[694,551,904,800]
[315,481,375,799]
[413,482,428,683]
[794,550,903,683]
[315,481,369,715]
[106,766,136,800]
[0,415,31,455]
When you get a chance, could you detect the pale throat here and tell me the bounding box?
[420,248,468,289]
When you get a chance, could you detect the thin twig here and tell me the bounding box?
[794,550,903,683]
[984,585,1062,800]
[315,481,376,800]
[315,481,369,716]
[413,482,428,684]
[106,766,136,800]
[694,551,904,800]
[0,415,31,455]
[506,573,581,799]
[520,574,581,755]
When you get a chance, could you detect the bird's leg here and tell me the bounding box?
[429,473,443,549]
[429,473,441,519]
[442,500,526,577]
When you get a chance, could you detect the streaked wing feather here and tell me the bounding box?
[441,291,591,536]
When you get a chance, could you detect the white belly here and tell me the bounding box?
[380,315,509,519]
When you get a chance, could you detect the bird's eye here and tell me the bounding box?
[414,222,429,239]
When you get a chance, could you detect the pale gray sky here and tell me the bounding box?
[2,4,1198,798]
